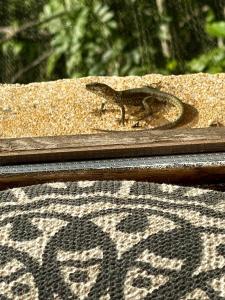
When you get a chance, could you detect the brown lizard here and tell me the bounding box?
[86,82,184,130]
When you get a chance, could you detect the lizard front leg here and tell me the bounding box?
[119,104,126,125]
[100,100,107,115]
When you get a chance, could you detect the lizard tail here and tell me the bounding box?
[151,109,184,130]
[146,93,184,130]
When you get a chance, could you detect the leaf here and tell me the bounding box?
[46,52,61,77]
[187,58,206,72]
[186,47,225,73]
[66,52,82,74]
[13,42,23,56]
[206,21,225,38]
[101,11,114,23]
[166,59,177,72]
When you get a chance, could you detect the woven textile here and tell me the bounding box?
[0,180,225,299]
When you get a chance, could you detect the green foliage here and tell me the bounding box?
[206,21,225,38]
[186,8,225,73]
[187,48,225,73]
[0,0,48,83]
[1,0,225,82]
[2,40,23,57]
[41,0,121,77]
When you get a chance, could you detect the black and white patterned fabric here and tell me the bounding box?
[0,180,225,299]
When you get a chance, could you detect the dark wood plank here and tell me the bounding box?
[1,165,225,190]
[1,152,225,189]
[1,127,225,165]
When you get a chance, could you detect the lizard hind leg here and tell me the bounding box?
[138,96,154,120]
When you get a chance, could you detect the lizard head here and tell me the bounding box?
[86,82,115,98]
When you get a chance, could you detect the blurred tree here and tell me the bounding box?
[0,0,49,82]
[186,4,225,73]
[0,0,224,83]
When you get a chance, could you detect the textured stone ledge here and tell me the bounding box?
[1,73,224,138]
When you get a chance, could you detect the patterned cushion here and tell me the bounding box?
[0,181,225,299]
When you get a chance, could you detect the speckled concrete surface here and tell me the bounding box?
[1,73,225,138]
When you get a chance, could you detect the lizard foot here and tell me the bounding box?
[132,122,142,128]
[116,117,127,125]
[100,108,107,116]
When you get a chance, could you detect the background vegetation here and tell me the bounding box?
[0,0,225,83]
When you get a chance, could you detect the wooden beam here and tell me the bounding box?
[1,164,225,190]
[1,127,225,165]
[1,152,225,189]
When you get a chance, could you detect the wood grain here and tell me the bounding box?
[1,127,225,190]
[1,127,225,165]
[1,164,225,190]
[1,150,225,189]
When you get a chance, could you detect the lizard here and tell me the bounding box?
[86,82,184,130]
